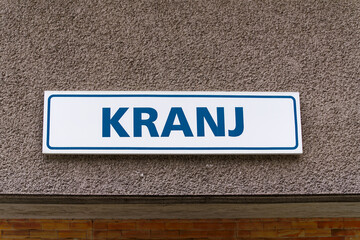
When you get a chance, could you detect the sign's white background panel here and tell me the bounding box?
[43,91,302,154]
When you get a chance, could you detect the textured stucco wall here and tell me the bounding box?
[1,0,359,195]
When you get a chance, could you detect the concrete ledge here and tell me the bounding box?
[0,194,360,204]
[1,202,360,219]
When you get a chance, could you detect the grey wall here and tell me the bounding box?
[1,0,359,195]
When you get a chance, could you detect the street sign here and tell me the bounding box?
[43,91,302,154]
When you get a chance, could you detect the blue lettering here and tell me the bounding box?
[197,107,225,137]
[228,107,244,137]
[102,107,244,138]
[102,107,130,137]
[161,107,193,137]
[133,108,159,137]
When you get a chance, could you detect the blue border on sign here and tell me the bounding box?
[46,94,299,151]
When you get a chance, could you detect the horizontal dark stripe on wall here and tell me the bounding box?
[0,194,360,204]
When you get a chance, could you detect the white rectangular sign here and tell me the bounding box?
[43,91,302,154]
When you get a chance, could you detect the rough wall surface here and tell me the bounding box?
[1,0,359,195]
